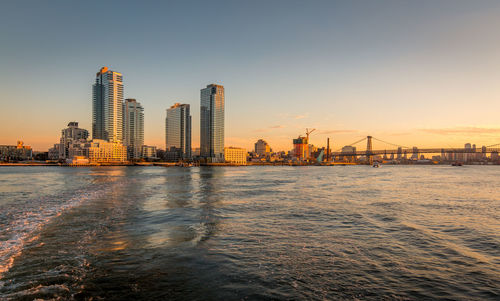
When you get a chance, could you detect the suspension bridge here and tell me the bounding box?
[328,136,500,164]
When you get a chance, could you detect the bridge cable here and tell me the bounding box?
[486,143,500,148]
[372,137,410,149]
[333,137,367,152]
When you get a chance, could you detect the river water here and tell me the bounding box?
[0,166,499,300]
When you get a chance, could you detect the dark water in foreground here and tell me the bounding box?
[0,166,499,300]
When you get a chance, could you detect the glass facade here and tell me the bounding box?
[123,98,144,159]
[200,84,224,162]
[92,67,124,142]
[165,103,191,159]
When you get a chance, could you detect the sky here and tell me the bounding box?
[1,0,500,152]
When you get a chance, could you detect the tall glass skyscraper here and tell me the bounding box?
[123,98,144,159]
[92,67,124,142]
[200,84,224,162]
[165,103,191,159]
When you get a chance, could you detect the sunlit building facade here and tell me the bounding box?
[165,103,191,160]
[224,147,247,165]
[293,136,308,160]
[92,67,124,142]
[200,84,224,162]
[87,139,127,163]
[123,98,144,159]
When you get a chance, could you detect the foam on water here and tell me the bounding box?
[0,188,103,279]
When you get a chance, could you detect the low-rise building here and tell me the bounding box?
[341,145,357,162]
[59,122,89,159]
[66,156,90,165]
[48,144,60,160]
[224,147,247,165]
[142,145,158,159]
[87,140,127,163]
[0,141,33,161]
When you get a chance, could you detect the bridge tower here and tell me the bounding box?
[366,136,373,165]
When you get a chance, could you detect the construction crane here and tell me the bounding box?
[306,128,316,143]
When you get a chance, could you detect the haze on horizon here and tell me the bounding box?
[1,0,500,152]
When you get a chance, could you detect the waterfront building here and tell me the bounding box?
[65,140,91,159]
[397,147,402,160]
[192,147,201,157]
[341,145,357,162]
[66,156,90,165]
[92,67,124,142]
[491,151,499,161]
[59,122,89,159]
[255,139,271,156]
[0,141,33,161]
[166,103,192,160]
[141,145,157,159]
[123,98,144,160]
[200,84,224,162]
[87,139,127,163]
[411,147,419,160]
[464,143,472,162]
[472,144,480,161]
[308,144,317,159]
[293,136,308,160]
[48,144,60,160]
[224,147,247,165]
[447,151,455,161]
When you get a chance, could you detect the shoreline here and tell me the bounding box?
[1,162,499,167]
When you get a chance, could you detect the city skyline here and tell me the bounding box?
[2,1,500,151]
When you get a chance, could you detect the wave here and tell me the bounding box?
[0,188,104,280]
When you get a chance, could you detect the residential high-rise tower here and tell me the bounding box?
[123,98,144,159]
[165,103,191,160]
[92,67,124,142]
[200,84,224,162]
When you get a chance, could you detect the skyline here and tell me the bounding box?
[2,1,500,151]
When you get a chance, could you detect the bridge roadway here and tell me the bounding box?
[332,147,500,157]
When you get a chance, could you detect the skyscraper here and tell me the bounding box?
[200,84,224,162]
[165,103,191,160]
[123,98,144,159]
[92,67,124,142]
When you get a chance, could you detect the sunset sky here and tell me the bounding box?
[1,0,500,151]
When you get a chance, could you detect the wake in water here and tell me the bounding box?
[0,188,105,280]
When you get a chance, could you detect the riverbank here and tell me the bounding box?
[1,161,498,167]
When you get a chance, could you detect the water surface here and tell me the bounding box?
[0,166,499,300]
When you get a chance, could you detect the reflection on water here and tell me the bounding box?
[0,166,499,300]
[144,167,223,248]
